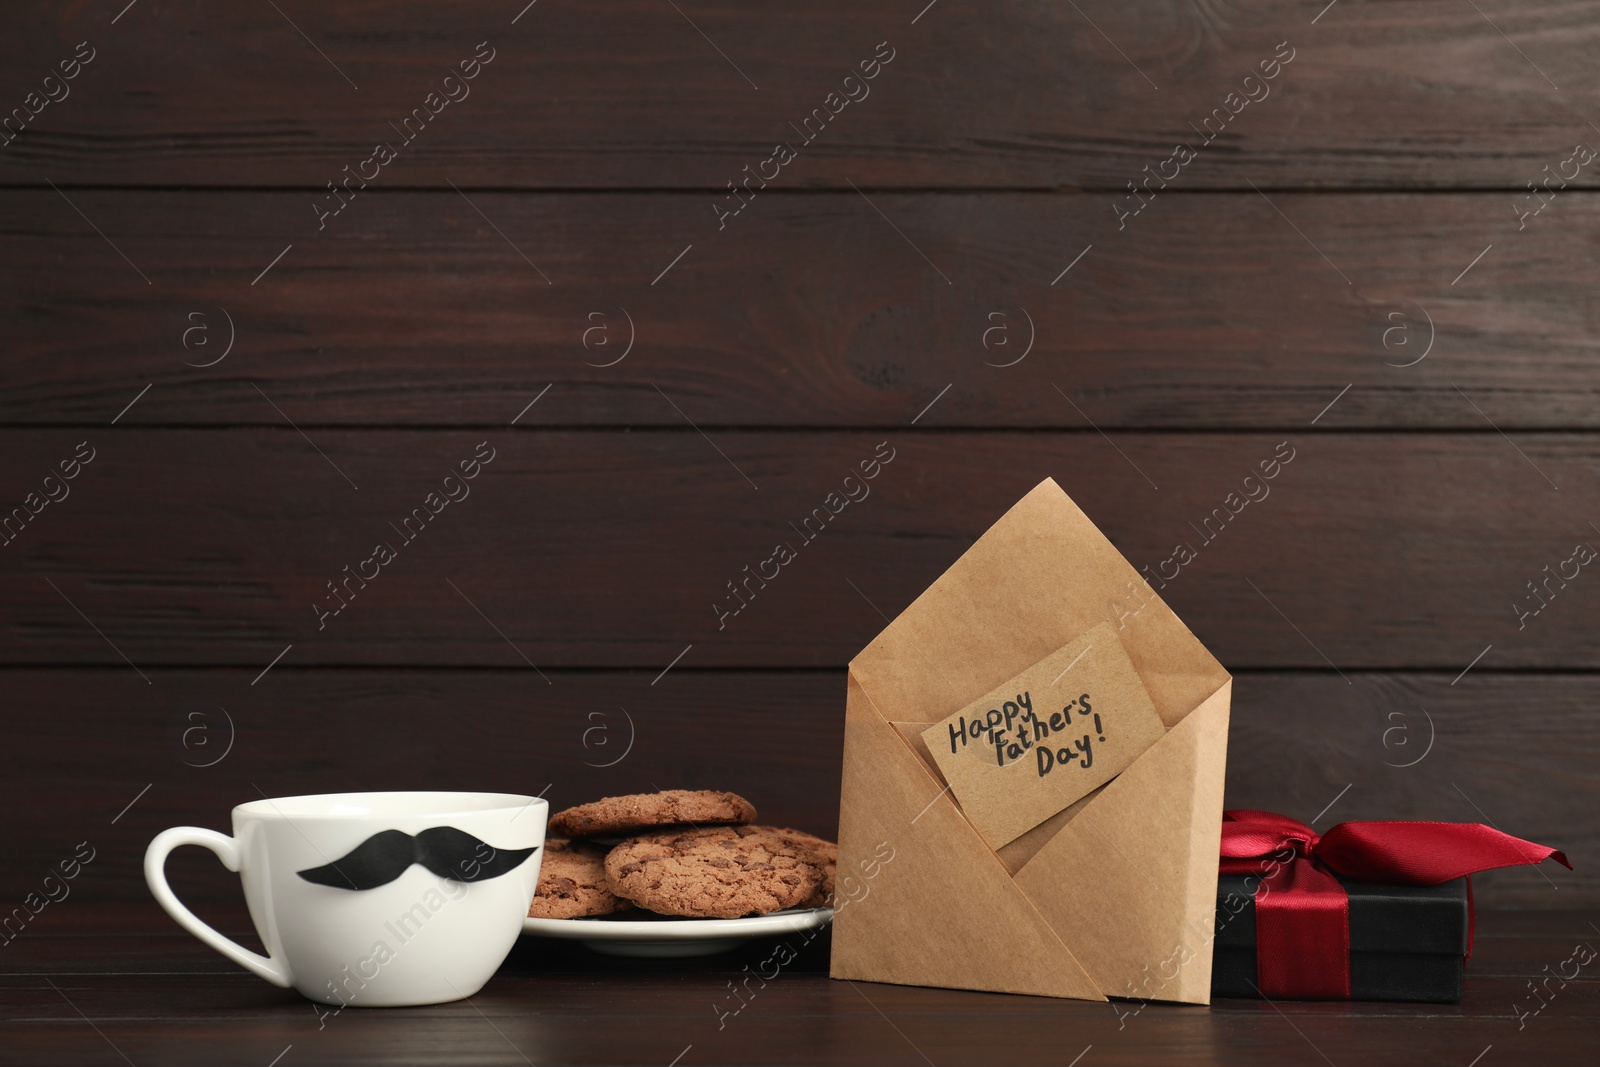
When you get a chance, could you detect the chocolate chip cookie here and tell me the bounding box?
[765,828,838,908]
[604,826,824,919]
[527,838,626,919]
[549,789,757,839]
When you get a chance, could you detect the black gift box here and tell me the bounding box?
[1211,873,1470,1002]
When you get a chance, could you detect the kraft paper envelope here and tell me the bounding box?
[831,477,1232,1004]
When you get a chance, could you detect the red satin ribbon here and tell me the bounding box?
[1218,809,1570,999]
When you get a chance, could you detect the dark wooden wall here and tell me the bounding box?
[2,1,1595,929]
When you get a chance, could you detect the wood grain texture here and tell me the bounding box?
[0,912,1592,1066]
[3,189,1598,428]
[1,430,1594,669]
[5,1,1600,189]
[0,669,1589,909]
[1,7,1593,1064]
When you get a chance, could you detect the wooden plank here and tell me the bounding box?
[2,429,1594,668]
[4,2,1600,188]
[0,670,1591,909]
[1221,672,1598,910]
[0,943,1593,1066]
[4,190,1598,428]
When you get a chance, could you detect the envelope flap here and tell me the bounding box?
[1013,678,1232,1004]
[830,671,1104,1001]
[850,478,1228,730]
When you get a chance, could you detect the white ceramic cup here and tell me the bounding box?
[145,790,546,1006]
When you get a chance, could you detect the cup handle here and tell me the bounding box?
[144,827,291,988]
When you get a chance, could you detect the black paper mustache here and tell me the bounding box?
[296,827,538,890]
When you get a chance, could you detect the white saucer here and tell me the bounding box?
[521,907,834,957]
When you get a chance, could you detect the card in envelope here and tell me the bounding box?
[830,478,1232,1003]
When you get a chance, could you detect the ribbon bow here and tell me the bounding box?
[1218,809,1570,998]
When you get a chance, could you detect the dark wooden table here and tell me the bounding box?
[2,906,1591,1066]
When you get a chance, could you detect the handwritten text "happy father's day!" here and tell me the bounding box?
[946,690,1106,778]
